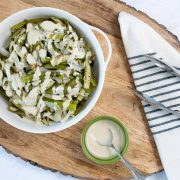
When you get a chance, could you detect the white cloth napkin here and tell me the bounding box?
[119,12,180,180]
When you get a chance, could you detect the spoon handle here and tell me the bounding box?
[144,55,180,78]
[130,87,180,116]
[111,144,145,180]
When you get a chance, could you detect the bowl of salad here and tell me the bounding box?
[0,7,112,133]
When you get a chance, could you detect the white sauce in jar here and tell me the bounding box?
[85,120,125,159]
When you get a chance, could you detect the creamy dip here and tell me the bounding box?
[85,120,125,159]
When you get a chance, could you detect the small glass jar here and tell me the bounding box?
[81,115,129,165]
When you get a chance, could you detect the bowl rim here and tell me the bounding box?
[0,7,106,133]
[81,115,129,165]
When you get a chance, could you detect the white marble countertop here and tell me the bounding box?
[1,0,179,179]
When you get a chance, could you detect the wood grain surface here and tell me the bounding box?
[0,0,179,179]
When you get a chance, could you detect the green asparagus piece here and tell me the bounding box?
[52,42,60,53]
[74,100,85,115]
[45,87,53,94]
[40,72,46,80]
[77,88,85,101]
[44,63,67,70]
[90,67,97,87]
[11,18,49,31]
[57,74,63,80]
[83,57,91,89]
[48,34,54,39]
[12,102,23,111]
[18,35,27,46]
[11,28,24,39]
[41,57,51,64]
[68,102,77,112]
[69,79,76,87]
[43,96,54,103]
[85,85,95,94]
[28,85,33,92]
[0,87,9,100]
[64,79,76,94]
[76,58,84,64]
[43,96,63,108]
[57,101,63,108]
[22,69,46,83]
[78,74,83,83]
[22,74,33,83]
[8,102,25,118]
[11,20,27,31]
[62,19,69,26]
[55,34,65,41]
[15,110,26,118]
[50,17,66,26]
[27,18,48,24]
[44,64,57,70]
[42,118,50,126]
[10,66,18,73]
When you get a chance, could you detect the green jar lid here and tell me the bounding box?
[81,115,129,165]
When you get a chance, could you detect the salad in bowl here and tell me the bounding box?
[0,7,111,133]
[0,17,97,125]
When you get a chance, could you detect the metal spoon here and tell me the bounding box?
[130,87,180,116]
[96,129,145,180]
[144,55,180,78]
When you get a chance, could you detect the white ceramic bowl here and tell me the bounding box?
[0,7,112,133]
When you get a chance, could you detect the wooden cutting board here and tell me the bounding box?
[0,0,180,179]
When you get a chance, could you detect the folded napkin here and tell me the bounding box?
[119,12,180,180]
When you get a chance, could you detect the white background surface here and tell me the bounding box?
[1,0,179,179]
[122,0,180,41]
